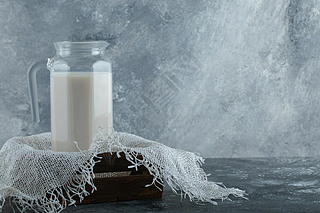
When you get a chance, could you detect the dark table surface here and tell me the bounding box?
[64,158,320,213]
[4,158,320,212]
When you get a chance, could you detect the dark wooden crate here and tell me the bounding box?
[76,152,163,204]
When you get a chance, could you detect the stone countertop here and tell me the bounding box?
[3,158,320,212]
[63,158,320,212]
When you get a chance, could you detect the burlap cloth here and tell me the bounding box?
[0,131,246,212]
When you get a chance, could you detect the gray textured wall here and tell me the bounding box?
[1,0,320,158]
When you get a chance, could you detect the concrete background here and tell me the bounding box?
[1,0,320,158]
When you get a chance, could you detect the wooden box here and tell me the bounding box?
[76,152,163,204]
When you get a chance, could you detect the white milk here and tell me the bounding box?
[50,72,113,152]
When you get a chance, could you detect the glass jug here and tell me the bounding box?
[28,41,113,152]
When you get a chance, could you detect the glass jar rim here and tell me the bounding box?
[54,41,109,50]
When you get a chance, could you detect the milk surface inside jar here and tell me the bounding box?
[50,72,113,152]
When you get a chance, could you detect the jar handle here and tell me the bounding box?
[27,60,48,123]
